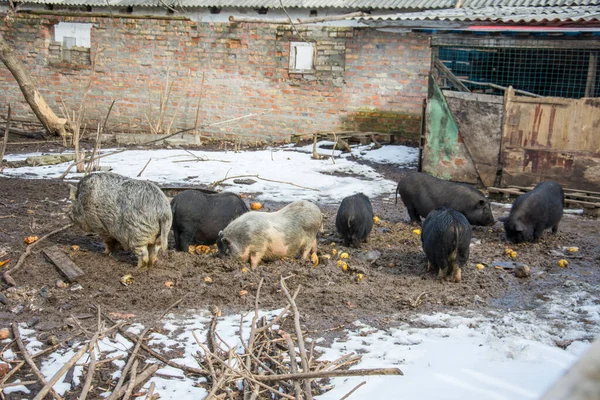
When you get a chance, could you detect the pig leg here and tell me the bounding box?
[532,227,544,243]
[438,266,447,279]
[174,227,195,252]
[134,246,150,268]
[249,251,264,270]
[551,224,559,234]
[311,238,317,254]
[427,261,432,272]
[148,243,159,267]
[103,237,119,254]
[451,264,462,282]
[301,245,311,261]
[406,205,421,225]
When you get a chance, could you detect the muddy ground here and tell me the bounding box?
[1,140,599,337]
[0,139,599,399]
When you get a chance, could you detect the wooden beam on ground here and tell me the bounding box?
[42,245,85,282]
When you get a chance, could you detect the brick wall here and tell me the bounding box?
[0,14,430,143]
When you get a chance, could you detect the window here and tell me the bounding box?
[50,22,92,65]
[289,42,314,72]
[54,22,92,48]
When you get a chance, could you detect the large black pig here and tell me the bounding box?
[395,171,494,226]
[421,207,472,282]
[502,181,564,243]
[336,193,374,248]
[171,190,249,251]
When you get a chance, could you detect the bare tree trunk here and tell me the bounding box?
[0,31,72,137]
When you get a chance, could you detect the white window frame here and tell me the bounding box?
[289,41,315,73]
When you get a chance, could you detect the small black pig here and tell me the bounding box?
[171,190,249,251]
[395,171,494,226]
[421,207,472,282]
[502,181,564,243]
[336,193,374,248]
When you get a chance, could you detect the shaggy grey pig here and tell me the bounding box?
[171,190,248,251]
[336,193,374,248]
[502,180,564,243]
[421,207,472,282]
[217,200,322,269]
[69,173,172,268]
[395,171,494,226]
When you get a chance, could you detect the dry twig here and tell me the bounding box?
[107,327,149,400]
[12,323,63,400]
[33,332,98,400]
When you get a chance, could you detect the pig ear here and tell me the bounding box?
[218,230,223,238]
[514,222,524,232]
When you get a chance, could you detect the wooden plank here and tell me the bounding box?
[564,198,600,208]
[444,90,503,187]
[585,52,597,98]
[508,185,600,201]
[42,245,85,282]
[490,187,600,207]
[434,59,470,93]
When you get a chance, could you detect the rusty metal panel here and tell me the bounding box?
[423,79,478,184]
[501,87,600,192]
[444,91,503,187]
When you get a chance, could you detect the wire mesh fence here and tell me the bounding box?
[432,37,600,98]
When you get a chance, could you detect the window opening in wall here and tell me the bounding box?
[54,22,92,48]
[256,7,268,14]
[51,22,92,65]
[289,42,314,72]
[309,9,318,17]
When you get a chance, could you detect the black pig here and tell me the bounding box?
[502,181,564,243]
[171,190,248,251]
[395,171,494,226]
[421,207,472,282]
[336,193,374,248]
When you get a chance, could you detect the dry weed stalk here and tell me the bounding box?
[146,67,192,135]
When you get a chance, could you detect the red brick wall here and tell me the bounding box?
[0,14,430,143]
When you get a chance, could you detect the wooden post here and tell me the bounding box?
[584,52,597,98]
[0,105,10,168]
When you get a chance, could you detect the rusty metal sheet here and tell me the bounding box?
[444,91,503,187]
[501,87,600,192]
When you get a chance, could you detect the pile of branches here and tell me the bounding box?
[0,277,401,399]
[194,276,402,399]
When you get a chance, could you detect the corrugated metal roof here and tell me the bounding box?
[6,0,600,9]
[356,5,600,22]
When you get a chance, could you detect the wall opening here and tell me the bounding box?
[289,42,314,73]
[50,22,92,65]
